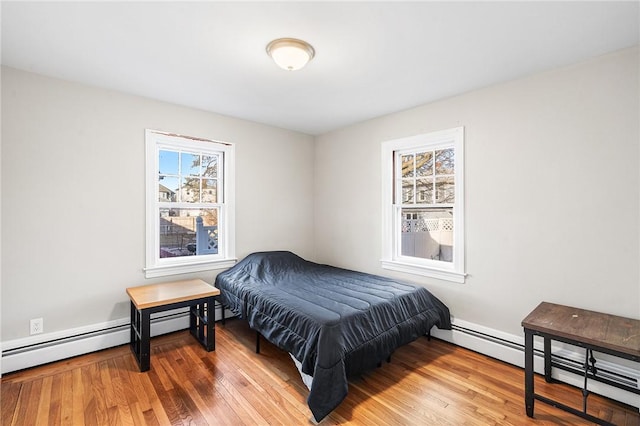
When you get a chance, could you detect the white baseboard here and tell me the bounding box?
[431,318,640,409]
[3,312,639,411]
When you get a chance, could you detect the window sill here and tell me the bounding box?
[144,258,237,279]
[381,259,466,284]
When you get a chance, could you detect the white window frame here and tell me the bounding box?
[381,127,465,283]
[144,129,236,278]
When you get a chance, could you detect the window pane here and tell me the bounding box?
[181,177,200,203]
[416,178,433,203]
[202,155,218,178]
[196,209,219,255]
[159,150,179,175]
[435,176,455,203]
[435,149,454,175]
[158,176,178,202]
[400,208,453,262]
[202,179,217,203]
[415,151,433,176]
[401,154,414,178]
[159,208,218,258]
[402,179,414,203]
[181,152,201,176]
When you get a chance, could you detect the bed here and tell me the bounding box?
[214,251,451,421]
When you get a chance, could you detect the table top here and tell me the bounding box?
[127,279,220,310]
[522,302,640,358]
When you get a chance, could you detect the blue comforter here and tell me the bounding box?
[215,251,451,421]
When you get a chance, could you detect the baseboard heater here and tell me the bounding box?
[2,311,183,358]
[451,323,524,351]
[452,323,638,389]
[0,308,218,375]
[3,312,639,411]
[436,322,639,409]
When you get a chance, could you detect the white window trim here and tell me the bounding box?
[144,129,236,278]
[381,127,466,283]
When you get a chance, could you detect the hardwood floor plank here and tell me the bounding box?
[121,360,153,413]
[212,360,278,424]
[151,351,175,392]
[35,375,53,425]
[1,319,638,426]
[98,359,118,409]
[375,363,451,410]
[107,358,136,426]
[212,334,311,423]
[105,405,122,426]
[0,381,21,426]
[47,373,64,425]
[138,366,173,425]
[149,357,189,425]
[239,367,313,424]
[9,380,31,426]
[199,356,270,425]
[355,369,456,425]
[81,365,99,426]
[58,370,74,425]
[71,367,86,425]
[349,377,444,425]
[91,362,111,425]
[20,378,42,426]
[127,402,150,426]
[141,407,160,426]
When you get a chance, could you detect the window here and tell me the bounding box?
[144,130,235,278]
[381,127,465,283]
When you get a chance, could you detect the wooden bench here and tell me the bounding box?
[522,302,640,425]
[126,279,220,372]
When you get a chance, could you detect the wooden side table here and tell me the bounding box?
[126,279,220,372]
[522,302,640,425]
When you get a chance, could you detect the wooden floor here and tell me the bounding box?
[2,319,638,425]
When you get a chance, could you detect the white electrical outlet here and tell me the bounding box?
[30,318,43,335]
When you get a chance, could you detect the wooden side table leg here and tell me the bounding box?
[524,329,535,417]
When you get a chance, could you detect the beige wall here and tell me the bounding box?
[314,47,639,336]
[1,67,315,340]
[2,46,638,346]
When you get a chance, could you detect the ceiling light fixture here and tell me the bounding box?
[266,38,315,71]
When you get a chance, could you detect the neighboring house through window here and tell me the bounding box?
[144,129,236,278]
[381,127,465,283]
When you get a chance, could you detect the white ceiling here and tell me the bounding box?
[2,2,638,135]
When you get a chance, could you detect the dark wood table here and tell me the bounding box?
[522,302,640,425]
